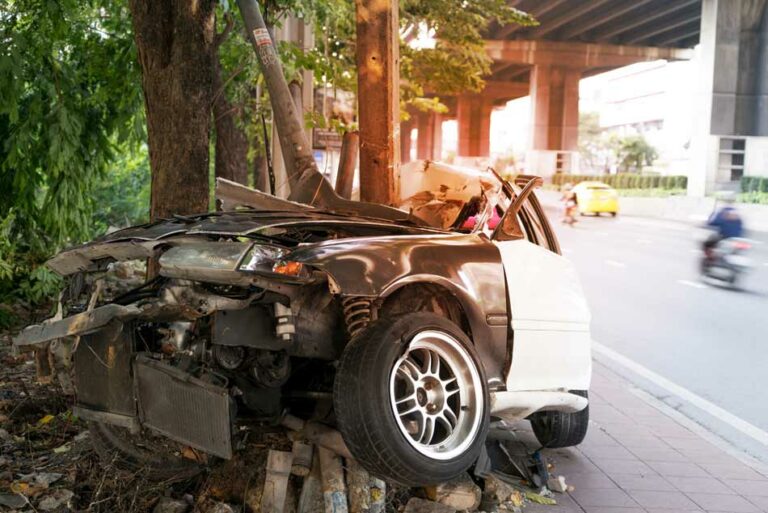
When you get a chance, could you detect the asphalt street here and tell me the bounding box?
[542,197,768,466]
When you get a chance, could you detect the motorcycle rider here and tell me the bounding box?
[703,195,744,265]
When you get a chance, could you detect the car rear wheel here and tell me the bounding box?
[89,422,204,481]
[334,313,489,486]
[529,391,589,448]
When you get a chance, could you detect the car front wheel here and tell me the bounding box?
[334,312,489,486]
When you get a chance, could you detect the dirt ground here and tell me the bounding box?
[0,311,546,513]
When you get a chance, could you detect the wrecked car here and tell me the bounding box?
[14,160,591,486]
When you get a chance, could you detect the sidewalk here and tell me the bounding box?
[522,361,768,513]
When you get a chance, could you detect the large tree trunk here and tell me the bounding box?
[213,54,250,185]
[130,0,216,220]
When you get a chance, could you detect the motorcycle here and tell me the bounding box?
[701,237,753,287]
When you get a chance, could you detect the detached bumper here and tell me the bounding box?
[13,304,141,347]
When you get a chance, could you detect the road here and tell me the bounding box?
[544,198,768,465]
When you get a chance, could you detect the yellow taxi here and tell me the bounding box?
[572,181,619,216]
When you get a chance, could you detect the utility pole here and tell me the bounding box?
[355,0,400,205]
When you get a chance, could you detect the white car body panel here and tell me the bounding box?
[494,239,592,392]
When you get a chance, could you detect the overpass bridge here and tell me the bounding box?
[405,0,768,195]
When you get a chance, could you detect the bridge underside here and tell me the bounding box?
[407,0,768,197]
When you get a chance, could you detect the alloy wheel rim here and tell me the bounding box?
[388,330,483,460]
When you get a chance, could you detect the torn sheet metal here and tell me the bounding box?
[397,161,503,229]
[13,304,141,347]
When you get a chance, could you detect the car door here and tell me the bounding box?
[491,178,591,392]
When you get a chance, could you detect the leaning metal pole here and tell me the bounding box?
[236,0,326,204]
[236,0,413,221]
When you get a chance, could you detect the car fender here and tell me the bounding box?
[288,233,509,382]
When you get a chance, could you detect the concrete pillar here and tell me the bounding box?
[457,95,492,157]
[529,64,581,151]
[689,0,768,196]
[416,111,443,160]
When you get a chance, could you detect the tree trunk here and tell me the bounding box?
[129,0,216,220]
[213,54,250,185]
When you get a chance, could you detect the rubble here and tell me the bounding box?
[424,474,482,511]
[0,493,27,509]
[153,497,189,513]
[403,497,457,513]
[546,475,568,494]
[38,489,75,511]
[206,502,241,513]
[0,320,561,513]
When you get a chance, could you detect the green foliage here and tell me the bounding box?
[615,135,659,173]
[91,145,151,233]
[740,176,768,194]
[0,0,145,306]
[577,112,659,174]
[552,174,688,191]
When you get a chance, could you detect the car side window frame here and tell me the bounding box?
[488,172,561,254]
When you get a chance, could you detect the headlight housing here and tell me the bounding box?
[159,242,252,273]
[158,242,307,281]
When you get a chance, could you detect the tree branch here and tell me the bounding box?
[214,12,235,49]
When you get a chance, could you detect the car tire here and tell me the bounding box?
[529,390,589,448]
[610,212,617,217]
[89,422,204,481]
[334,313,489,486]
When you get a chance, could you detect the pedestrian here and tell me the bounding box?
[560,183,578,226]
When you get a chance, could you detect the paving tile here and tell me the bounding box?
[529,493,585,513]
[583,430,624,448]
[613,435,668,450]
[677,448,744,465]
[745,495,768,512]
[644,509,703,513]
[686,492,760,513]
[649,462,710,478]
[524,504,582,513]
[592,458,656,476]
[565,471,619,490]
[630,447,690,463]
[582,445,638,460]
[699,464,766,481]
[570,487,640,507]
[628,490,700,509]
[582,508,647,513]
[648,423,698,439]
[612,473,676,492]
[673,477,735,494]
[724,480,768,497]
[665,437,727,452]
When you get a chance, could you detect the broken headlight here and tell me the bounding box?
[159,242,252,274]
[238,245,286,272]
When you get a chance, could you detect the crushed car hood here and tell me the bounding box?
[48,210,439,276]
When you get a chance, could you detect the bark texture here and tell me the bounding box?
[213,55,250,185]
[130,0,216,220]
[355,0,400,205]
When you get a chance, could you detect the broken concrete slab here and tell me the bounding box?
[424,474,481,511]
[153,497,190,513]
[0,494,27,509]
[38,489,74,511]
[547,475,568,493]
[403,497,457,513]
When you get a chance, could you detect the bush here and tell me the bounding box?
[551,173,688,190]
[740,176,768,193]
